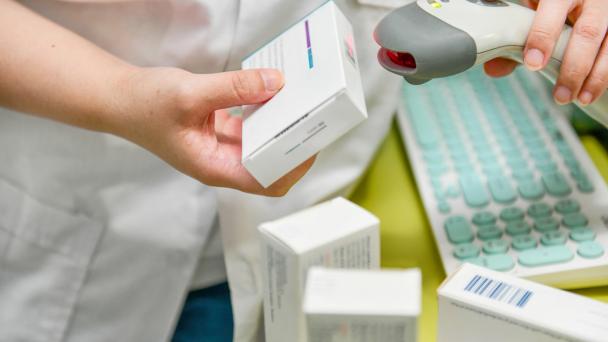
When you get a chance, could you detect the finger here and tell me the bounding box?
[578,37,608,105]
[224,156,315,196]
[523,0,572,71]
[214,109,230,132]
[523,0,539,10]
[260,156,317,197]
[200,153,315,197]
[216,114,242,142]
[555,1,608,104]
[204,68,284,110]
[483,58,519,78]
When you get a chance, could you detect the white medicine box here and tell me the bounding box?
[258,197,380,342]
[304,267,421,342]
[241,1,367,187]
[438,263,608,342]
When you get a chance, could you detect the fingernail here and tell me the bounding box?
[524,49,544,70]
[554,86,572,105]
[578,91,593,106]
[260,70,283,92]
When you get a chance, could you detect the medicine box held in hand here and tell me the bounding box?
[259,197,380,342]
[303,267,421,342]
[438,263,608,342]
[241,1,367,187]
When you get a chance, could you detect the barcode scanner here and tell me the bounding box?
[374,0,608,127]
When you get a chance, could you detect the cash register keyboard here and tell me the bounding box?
[396,66,608,289]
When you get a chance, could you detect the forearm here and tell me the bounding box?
[0,0,137,134]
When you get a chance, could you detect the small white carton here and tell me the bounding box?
[303,267,421,342]
[438,263,608,342]
[241,1,367,187]
[259,197,380,342]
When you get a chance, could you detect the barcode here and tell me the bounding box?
[464,274,533,308]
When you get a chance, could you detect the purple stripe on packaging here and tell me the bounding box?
[305,20,311,48]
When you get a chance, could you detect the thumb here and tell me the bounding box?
[204,68,284,109]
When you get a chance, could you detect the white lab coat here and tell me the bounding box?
[0,1,400,342]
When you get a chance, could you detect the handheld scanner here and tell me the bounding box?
[374,0,608,127]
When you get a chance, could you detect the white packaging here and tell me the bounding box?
[303,267,421,342]
[241,1,367,187]
[259,197,380,342]
[438,263,608,342]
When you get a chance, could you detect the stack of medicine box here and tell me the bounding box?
[258,197,381,342]
[258,197,422,342]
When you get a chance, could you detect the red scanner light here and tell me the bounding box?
[386,50,416,69]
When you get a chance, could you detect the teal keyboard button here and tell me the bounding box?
[446,184,460,198]
[506,221,532,236]
[534,217,560,232]
[438,201,451,214]
[478,153,496,163]
[518,246,574,267]
[501,144,519,156]
[530,150,551,162]
[459,175,489,208]
[527,203,552,218]
[542,172,572,197]
[517,179,544,200]
[528,143,548,153]
[472,211,497,226]
[477,225,503,241]
[465,254,515,272]
[431,177,442,189]
[444,216,474,244]
[577,241,605,259]
[541,231,567,246]
[423,150,444,163]
[513,169,535,182]
[456,164,476,174]
[410,111,439,149]
[571,170,589,183]
[448,143,467,155]
[562,212,588,228]
[453,243,481,260]
[560,148,575,160]
[482,239,509,254]
[500,207,524,222]
[554,199,580,214]
[577,178,595,193]
[428,164,448,177]
[512,235,537,251]
[453,157,473,167]
[507,158,528,170]
[483,165,504,178]
[434,188,447,201]
[488,176,516,204]
[564,158,580,170]
[569,227,596,242]
[537,161,558,173]
[477,147,495,158]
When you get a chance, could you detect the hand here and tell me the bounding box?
[484,0,608,106]
[112,67,315,196]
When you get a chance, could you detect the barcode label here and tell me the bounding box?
[464,274,533,308]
